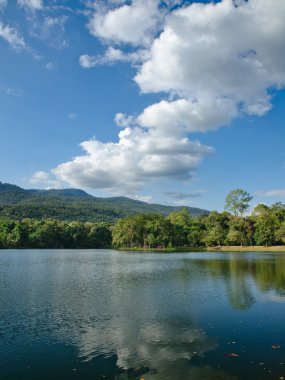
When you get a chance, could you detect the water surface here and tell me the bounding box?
[1,249,285,379]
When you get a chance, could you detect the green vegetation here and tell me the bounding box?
[0,219,112,249]
[194,254,285,308]
[0,181,209,222]
[1,186,285,250]
[112,189,285,250]
[225,188,253,216]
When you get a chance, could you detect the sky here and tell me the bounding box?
[0,0,285,211]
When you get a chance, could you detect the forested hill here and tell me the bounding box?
[0,181,209,222]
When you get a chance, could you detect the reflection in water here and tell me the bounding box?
[193,254,285,309]
[0,250,285,380]
[76,322,223,380]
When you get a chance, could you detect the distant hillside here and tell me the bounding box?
[0,181,209,222]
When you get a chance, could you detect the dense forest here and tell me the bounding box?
[0,181,208,222]
[1,192,285,249]
[0,219,112,249]
[112,201,285,248]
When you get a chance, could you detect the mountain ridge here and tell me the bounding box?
[0,181,209,222]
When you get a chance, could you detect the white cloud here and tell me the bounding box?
[30,171,49,183]
[114,112,135,128]
[29,15,68,49]
[53,126,213,194]
[79,54,95,69]
[0,84,22,96]
[256,190,285,198]
[133,194,154,203]
[135,0,285,118]
[0,20,40,58]
[79,47,149,68]
[138,97,237,134]
[45,61,57,71]
[0,21,26,51]
[87,0,161,46]
[17,0,43,10]
[30,171,61,189]
[59,0,285,194]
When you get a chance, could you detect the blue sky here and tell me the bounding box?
[0,0,285,211]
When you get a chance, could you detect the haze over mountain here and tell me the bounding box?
[0,182,209,222]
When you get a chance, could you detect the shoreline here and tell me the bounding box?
[1,246,285,252]
[119,246,285,253]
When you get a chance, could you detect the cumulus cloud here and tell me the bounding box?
[256,190,285,198]
[138,97,237,134]
[30,171,49,183]
[0,21,26,51]
[58,0,285,195]
[30,171,61,189]
[17,0,43,10]
[53,127,213,194]
[87,0,161,46]
[135,0,285,117]
[114,112,136,128]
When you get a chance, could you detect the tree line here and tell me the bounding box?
[1,189,285,249]
[0,219,112,249]
[112,203,285,248]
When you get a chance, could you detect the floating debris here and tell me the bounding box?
[224,353,240,357]
[272,345,281,349]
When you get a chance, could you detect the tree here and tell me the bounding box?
[254,214,278,247]
[203,211,229,246]
[252,204,270,217]
[204,224,226,246]
[167,208,192,246]
[271,202,285,223]
[225,189,252,216]
[275,222,285,244]
[226,217,254,247]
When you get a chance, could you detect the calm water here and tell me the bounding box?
[1,250,285,380]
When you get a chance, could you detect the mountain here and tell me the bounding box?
[0,181,209,222]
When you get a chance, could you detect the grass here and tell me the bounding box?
[207,245,285,252]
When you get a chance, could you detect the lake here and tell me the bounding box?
[1,250,285,380]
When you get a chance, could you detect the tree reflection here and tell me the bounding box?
[193,254,285,309]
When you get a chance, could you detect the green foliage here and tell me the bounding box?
[254,213,278,247]
[275,222,285,244]
[0,218,112,249]
[112,202,285,249]
[167,208,192,246]
[0,182,209,223]
[1,181,285,250]
[252,203,270,217]
[226,217,254,247]
[112,214,174,248]
[225,189,253,216]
